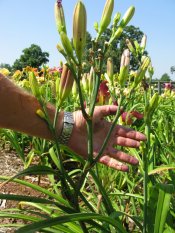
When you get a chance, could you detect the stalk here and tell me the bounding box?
[143,92,150,233]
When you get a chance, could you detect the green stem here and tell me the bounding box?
[143,92,151,233]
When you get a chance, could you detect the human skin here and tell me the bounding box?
[0,73,146,171]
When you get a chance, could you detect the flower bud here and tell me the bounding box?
[73,1,87,63]
[118,49,130,87]
[54,0,67,34]
[98,0,114,37]
[119,6,135,28]
[113,12,121,26]
[28,72,40,99]
[59,64,74,103]
[36,109,46,120]
[82,73,89,93]
[126,39,136,55]
[56,43,67,57]
[109,27,123,44]
[144,92,160,123]
[72,80,78,98]
[107,57,114,81]
[60,31,74,59]
[140,34,147,51]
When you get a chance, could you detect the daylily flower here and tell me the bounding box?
[164,82,173,90]
[121,111,144,125]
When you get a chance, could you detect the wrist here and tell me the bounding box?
[56,111,74,145]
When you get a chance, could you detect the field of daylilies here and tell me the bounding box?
[0,0,175,232]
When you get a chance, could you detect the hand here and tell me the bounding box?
[68,105,146,172]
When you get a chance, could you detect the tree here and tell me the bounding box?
[0,63,12,72]
[12,44,49,71]
[160,73,171,82]
[170,66,175,74]
[83,26,147,73]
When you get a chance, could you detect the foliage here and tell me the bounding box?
[83,26,146,73]
[12,44,49,71]
[160,73,171,82]
[0,1,175,233]
[0,63,12,72]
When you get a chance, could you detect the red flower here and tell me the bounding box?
[121,111,144,125]
[99,81,110,97]
[164,83,173,90]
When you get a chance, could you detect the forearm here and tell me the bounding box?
[0,74,63,140]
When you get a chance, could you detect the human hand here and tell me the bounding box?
[68,105,146,172]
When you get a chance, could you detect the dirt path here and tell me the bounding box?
[0,149,49,233]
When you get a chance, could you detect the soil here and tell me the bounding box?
[0,147,49,233]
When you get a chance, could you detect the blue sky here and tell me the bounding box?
[0,0,175,79]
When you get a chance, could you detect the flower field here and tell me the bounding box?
[0,0,175,232]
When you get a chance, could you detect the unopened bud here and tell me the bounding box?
[107,57,114,81]
[118,49,130,87]
[54,0,67,34]
[109,27,123,44]
[60,31,74,59]
[113,12,121,26]
[98,0,114,37]
[59,64,74,103]
[119,6,135,28]
[126,39,136,54]
[36,109,46,120]
[28,72,40,99]
[73,1,87,63]
[140,34,147,51]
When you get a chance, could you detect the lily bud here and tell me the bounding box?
[98,0,114,37]
[107,57,114,81]
[132,56,151,88]
[118,49,130,87]
[54,0,67,34]
[72,80,78,98]
[140,34,147,51]
[36,109,46,120]
[144,92,160,123]
[82,73,89,94]
[56,43,67,57]
[73,1,87,63]
[59,64,74,103]
[60,31,74,59]
[119,6,135,28]
[28,72,40,99]
[126,39,136,55]
[109,27,123,44]
[113,12,121,26]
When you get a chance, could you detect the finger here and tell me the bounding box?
[115,136,141,147]
[96,105,118,118]
[116,125,147,141]
[109,149,139,165]
[99,155,129,172]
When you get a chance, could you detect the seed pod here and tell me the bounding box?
[28,72,40,99]
[54,0,67,34]
[60,31,74,59]
[119,6,135,28]
[59,64,74,103]
[73,1,87,63]
[98,0,114,36]
[107,57,114,81]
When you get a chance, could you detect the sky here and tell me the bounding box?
[0,0,175,79]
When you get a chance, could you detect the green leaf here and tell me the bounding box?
[153,184,174,233]
[16,213,127,233]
